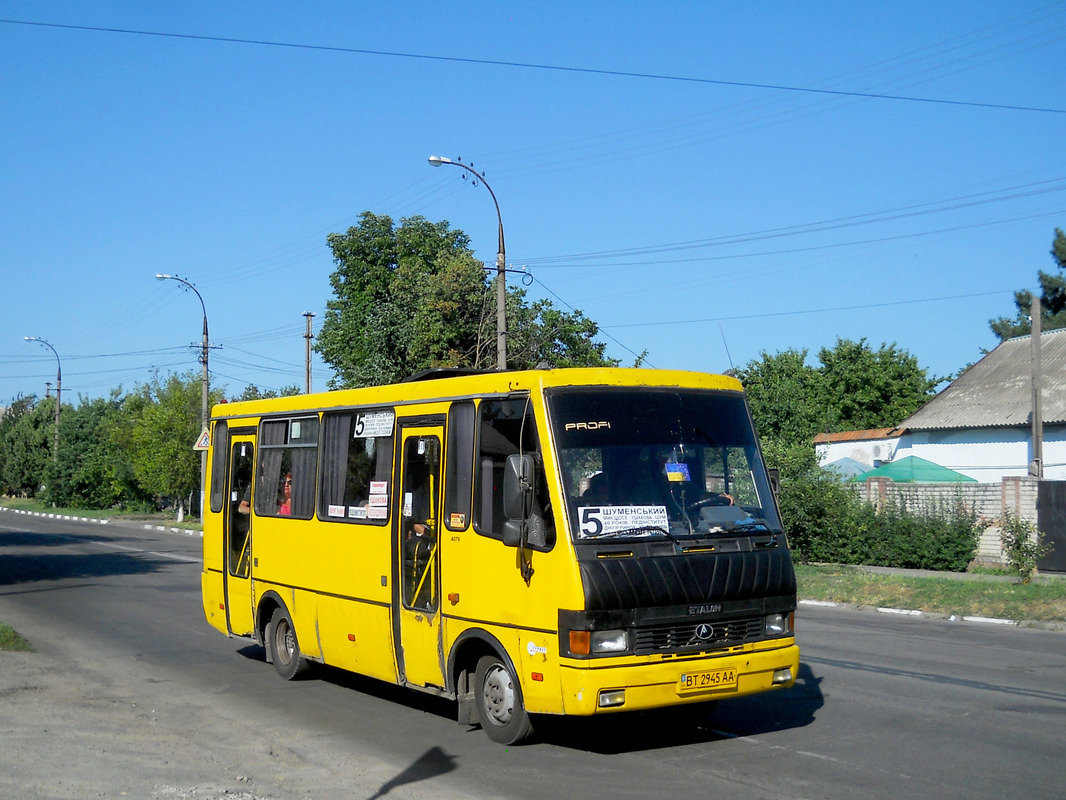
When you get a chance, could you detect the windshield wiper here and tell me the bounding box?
[587,525,678,542]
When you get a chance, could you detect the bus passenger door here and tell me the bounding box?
[395,425,446,689]
[224,436,256,636]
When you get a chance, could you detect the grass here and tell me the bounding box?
[0,622,33,652]
[796,563,1066,623]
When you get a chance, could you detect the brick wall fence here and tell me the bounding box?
[851,476,1039,566]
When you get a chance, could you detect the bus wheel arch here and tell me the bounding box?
[448,631,533,745]
[256,592,284,663]
[259,593,309,680]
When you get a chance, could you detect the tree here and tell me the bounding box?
[43,391,141,509]
[816,338,940,432]
[129,372,224,518]
[734,349,826,444]
[316,211,616,387]
[505,290,618,370]
[235,384,302,401]
[737,339,938,447]
[317,212,489,387]
[990,228,1066,341]
[0,394,47,497]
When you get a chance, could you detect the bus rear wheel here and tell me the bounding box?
[268,607,309,680]
[473,654,533,745]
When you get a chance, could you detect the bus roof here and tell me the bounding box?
[211,367,744,420]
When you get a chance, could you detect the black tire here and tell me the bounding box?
[268,606,309,681]
[473,654,533,745]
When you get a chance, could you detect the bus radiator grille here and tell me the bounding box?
[631,616,764,655]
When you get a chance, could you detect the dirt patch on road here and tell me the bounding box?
[0,649,287,800]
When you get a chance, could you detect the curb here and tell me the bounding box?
[798,598,1028,629]
[0,506,203,538]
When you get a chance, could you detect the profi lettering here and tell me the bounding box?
[564,421,611,432]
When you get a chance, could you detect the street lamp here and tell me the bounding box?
[428,155,508,370]
[24,337,61,462]
[157,273,210,518]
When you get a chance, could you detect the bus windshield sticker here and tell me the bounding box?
[665,462,691,482]
[327,504,345,518]
[354,410,395,438]
[370,480,388,495]
[367,506,388,520]
[348,506,368,519]
[578,505,670,538]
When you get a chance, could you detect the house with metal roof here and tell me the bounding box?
[891,328,1066,482]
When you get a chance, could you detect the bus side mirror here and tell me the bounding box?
[767,468,780,499]
[502,454,535,548]
[503,454,535,520]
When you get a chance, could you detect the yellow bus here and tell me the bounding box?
[201,367,798,744]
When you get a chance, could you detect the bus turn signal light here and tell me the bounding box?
[569,630,591,655]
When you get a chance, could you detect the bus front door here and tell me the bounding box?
[224,436,256,636]
[395,425,446,689]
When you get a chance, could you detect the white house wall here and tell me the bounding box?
[816,437,901,468]
[892,425,1066,482]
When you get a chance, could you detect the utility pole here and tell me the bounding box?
[1031,296,1043,478]
[304,312,315,394]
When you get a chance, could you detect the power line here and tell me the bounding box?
[605,289,1018,329]
[3,17,1064,115]
[519,178,1066,265]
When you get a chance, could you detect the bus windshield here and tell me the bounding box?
[547,387,781,541]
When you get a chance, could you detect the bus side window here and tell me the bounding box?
[209,421,229,514]
[319,410,394,524]
[444,401,475,531]
[473,398,555,551]
[256,417,318,519]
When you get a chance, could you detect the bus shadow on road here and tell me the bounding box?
[0,531,165,590]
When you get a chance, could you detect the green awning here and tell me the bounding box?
[849,455,976,483]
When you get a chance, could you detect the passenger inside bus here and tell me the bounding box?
[278,473,292,516]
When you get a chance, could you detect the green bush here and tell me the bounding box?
[845,495,981,571]
[767,439,981,571]
[998,510,1054,583]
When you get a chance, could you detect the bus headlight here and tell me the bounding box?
[590,629,628,654]
[568,629,628,655]
[764,612,793,637]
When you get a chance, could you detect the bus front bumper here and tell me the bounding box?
[557,641,800,716]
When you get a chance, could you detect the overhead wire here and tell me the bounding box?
[2,18,1062,114]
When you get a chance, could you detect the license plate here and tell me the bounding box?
[678,668,738,693]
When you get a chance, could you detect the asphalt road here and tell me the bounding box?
[1,509,1064,800]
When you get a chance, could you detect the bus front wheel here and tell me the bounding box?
[473,654,533,745]
[268,606,309,681]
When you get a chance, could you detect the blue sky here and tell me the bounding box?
[2,1,1064,405]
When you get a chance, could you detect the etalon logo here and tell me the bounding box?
[688,603,722,615]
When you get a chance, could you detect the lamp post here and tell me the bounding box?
[428,155,508,370]
[157,273,210,517]
[24,337,61,462]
